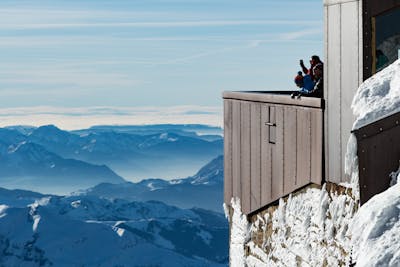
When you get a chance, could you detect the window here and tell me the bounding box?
[373,7,400,73]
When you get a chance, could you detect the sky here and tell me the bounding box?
[0,0,323,129]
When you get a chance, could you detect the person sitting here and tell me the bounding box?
[309,63,323,98]
[300,55,323,82]
[291,71,315,98]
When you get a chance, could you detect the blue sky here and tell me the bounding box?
[0,0,323,127]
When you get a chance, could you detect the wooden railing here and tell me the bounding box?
[223,91,324,214]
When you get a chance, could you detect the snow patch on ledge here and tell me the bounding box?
[352,59,400,130]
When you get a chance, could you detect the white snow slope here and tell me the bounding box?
[0,191,228,267]
[350,172,400,267]
[227,60,400,267]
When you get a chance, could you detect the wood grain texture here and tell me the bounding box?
[311,109,323,185]
[283,107,298,193]
[223,100,233,205]
[296,108,312,186]
[232,101,241,200]
[240,102,251,214]
[250,103,261,211]
[272,106,284,200]
[261,104,272,206]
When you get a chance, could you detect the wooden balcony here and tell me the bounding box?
[223,91,324,215]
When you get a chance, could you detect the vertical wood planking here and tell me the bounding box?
[272,106,284,200]
[283,107,297,193]
[310,109,323,185]
[261,104,272,206]
[250,103,261,211]
[296,109,312,186]
[232,101,241,200]
[224,95,325,214]
[341,1,360,183]
[241,102,251,214]
[327,4,342,183]
[223,100,233,205]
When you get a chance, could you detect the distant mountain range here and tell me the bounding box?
[0,187,228,267]
[0,128,124,194]
[84,155,224,212]
[0,124,222,194]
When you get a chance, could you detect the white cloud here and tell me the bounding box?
[0,20,321,30]
[0,106,222,130]
[278,28,322,40]
[0,67,145,91]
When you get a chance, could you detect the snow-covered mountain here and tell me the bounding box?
[84,155,224,212]
[6,124,222,181]
[72,124,222,140]
[0,138,124,194]
[0,124,223,193]
[0,187,228,267]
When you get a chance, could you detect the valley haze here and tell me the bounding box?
[0,123,223,193]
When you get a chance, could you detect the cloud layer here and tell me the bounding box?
[0,106,222,130]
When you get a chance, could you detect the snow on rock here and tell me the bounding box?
[223,202,230,221]
[229,185,357,267]
[350,172,400,267]
[229,197,250,267]
[345,133,360,201]
[389,165,400,186]
[351,59,400,130]
[0,205,8,219]
[71,200,81,208]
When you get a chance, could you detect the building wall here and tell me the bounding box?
[324,0,363,183]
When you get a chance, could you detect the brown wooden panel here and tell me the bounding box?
[223,100,233,205]
[232,101,241,200]
[310,109,323,185]
[283,107,297,193]
[241,102,251,214]
[354,113,400,204]
[358,129,398,204]
[272,106,284,200]
[250,103,261,211]
[296,108,312,186]
[261,104,272,206]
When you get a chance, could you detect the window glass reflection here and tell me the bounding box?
[374,7,400,72]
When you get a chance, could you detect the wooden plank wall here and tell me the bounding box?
[223,100,233,205]
[324,0,362,184]
[224,99,323,214]
[250,104,261,211]
[355,112,400,204]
